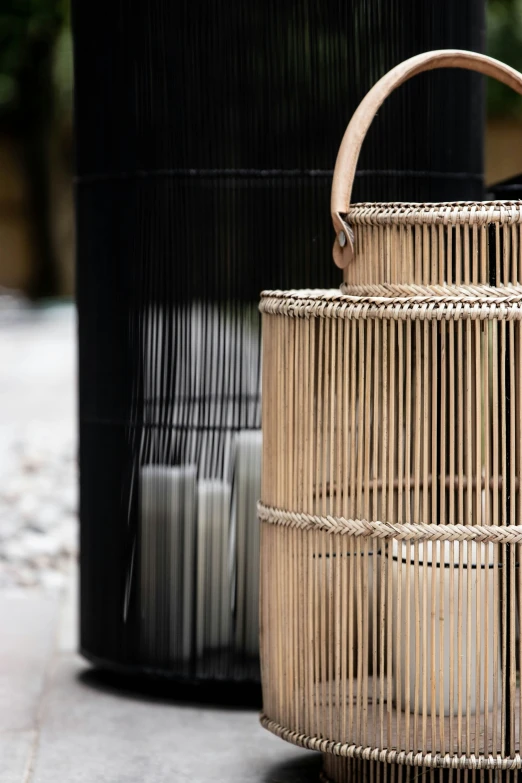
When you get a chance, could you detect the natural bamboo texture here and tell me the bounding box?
[259,212,522,778]
[259,48,522,779]
[343,203,522,288]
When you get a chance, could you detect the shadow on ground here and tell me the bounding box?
[262,753,322,783]
[78,665,263,710]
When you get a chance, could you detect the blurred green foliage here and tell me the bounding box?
[0,1,72,298]
[0,0,71,124]
[487,0,522,117]
[52,21,73,122]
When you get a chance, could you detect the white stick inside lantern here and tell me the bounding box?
[196,479,232,657]
[391,538,498,716]
[139,464,197,663]
[230,429,262,657]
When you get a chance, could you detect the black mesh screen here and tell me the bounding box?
[74,0,485,683]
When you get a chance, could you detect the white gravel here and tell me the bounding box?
[0,294,77,589]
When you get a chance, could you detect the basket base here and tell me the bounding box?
[261,713,522,781]
[321,755,521,783]
[262,675,522,773]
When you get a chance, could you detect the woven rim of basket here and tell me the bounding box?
[346,201,522,226]
[260,714,522,770]
[259,285,522,320]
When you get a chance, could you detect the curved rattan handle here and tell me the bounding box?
[331,49,522,269]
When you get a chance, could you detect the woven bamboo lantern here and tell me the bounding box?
[259,51,522,781]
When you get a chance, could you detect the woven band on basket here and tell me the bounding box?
[260,714,522,771]
[258,501,522,544]
[260,286,522,321]
[345,201,522,225]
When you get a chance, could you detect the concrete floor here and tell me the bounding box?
[0,573,320,783]
[0,302,320,782]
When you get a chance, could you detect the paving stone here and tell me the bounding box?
[0,730,35,783]
[0,592,60,732]
[0,305,75,430]
[0,304,77,589]
[32,655,320,783]
[57,561,77,653]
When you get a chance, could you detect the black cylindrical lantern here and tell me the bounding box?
[74,0,485,686]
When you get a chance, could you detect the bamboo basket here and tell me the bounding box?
[259,51,522,782]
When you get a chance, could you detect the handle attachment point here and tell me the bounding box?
[333,217,354,268]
